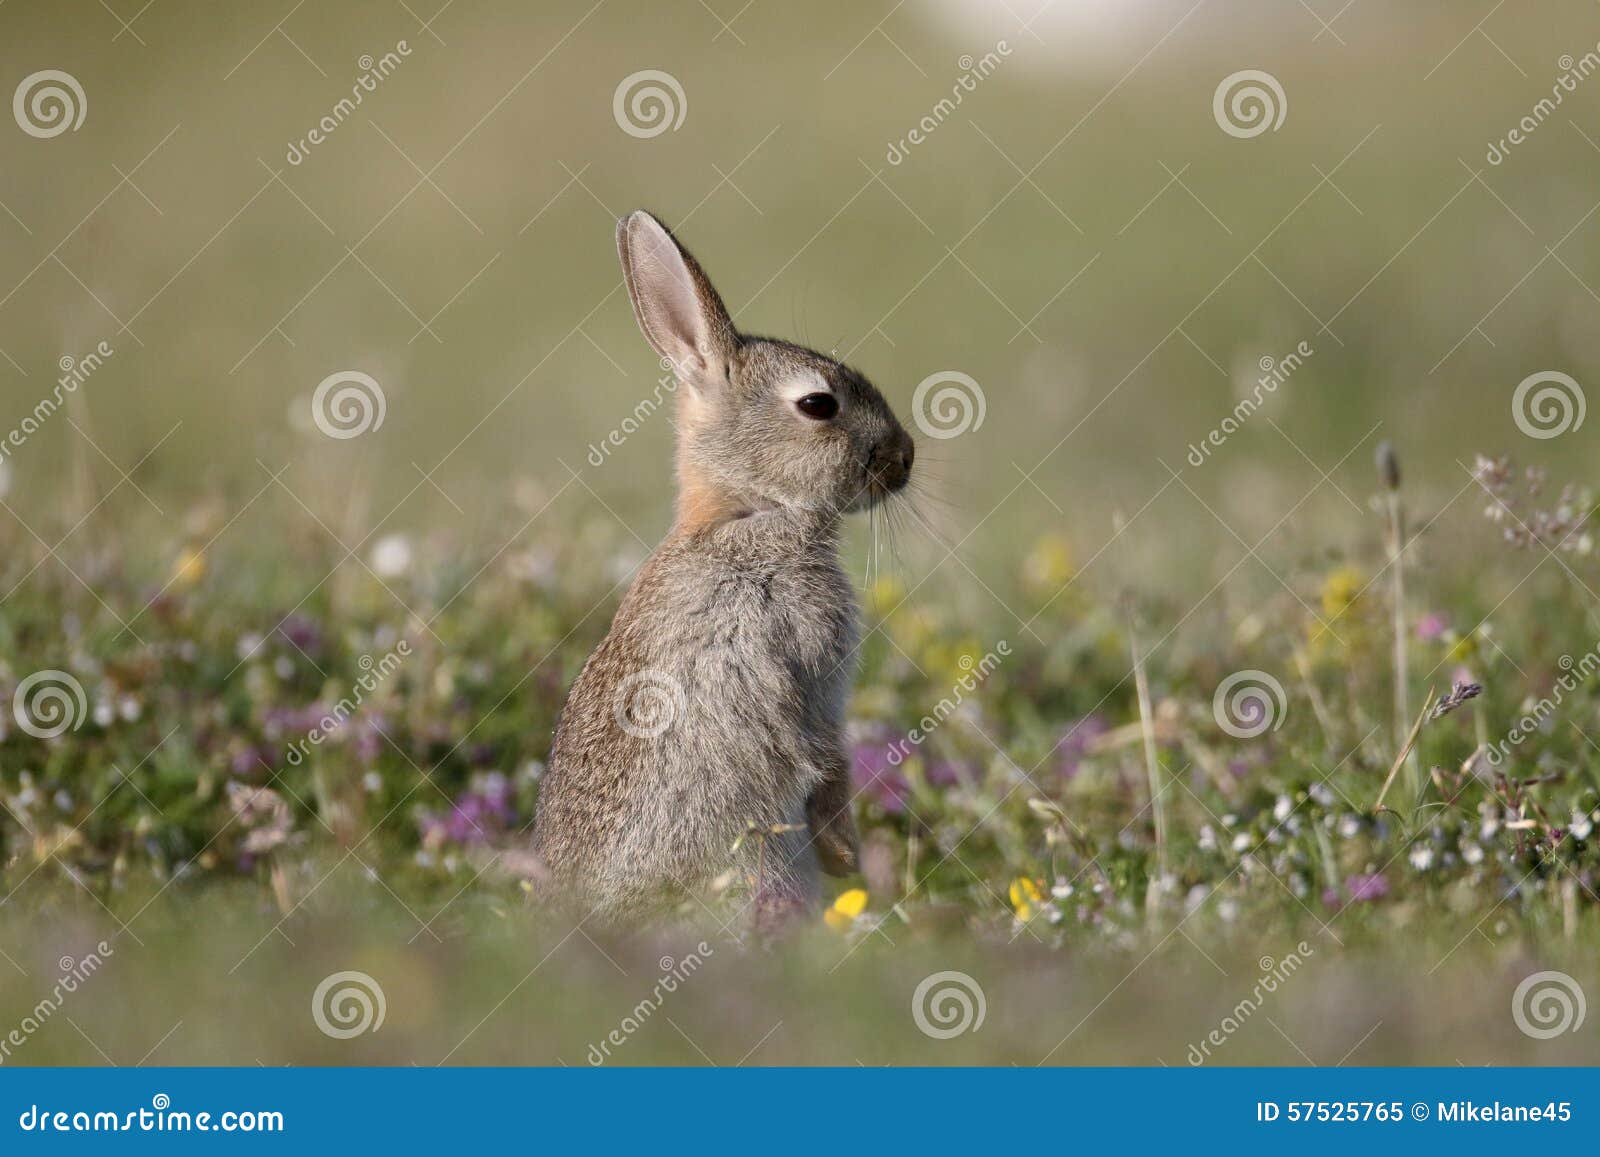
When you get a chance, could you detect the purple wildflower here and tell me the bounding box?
[1058,714,1109,780]
[1325,873,1389,907]
[418,772,517,846]
[1416,612,1449,641]
[851,731,910,814]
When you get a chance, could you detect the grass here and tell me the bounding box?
[1,445,1598,1066]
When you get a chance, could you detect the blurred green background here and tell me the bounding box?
[5,0,1600,1069]
[3,0,1598,603]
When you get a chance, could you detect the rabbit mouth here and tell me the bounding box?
[853,469,908,511]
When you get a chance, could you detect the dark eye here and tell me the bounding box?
[795,393,838,420]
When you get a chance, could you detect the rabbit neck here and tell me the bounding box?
[673,469,842,542]
[673,493,842,557]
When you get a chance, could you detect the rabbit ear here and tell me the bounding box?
[617,210,737,388]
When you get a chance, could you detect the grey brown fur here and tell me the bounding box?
[531,211,914,918]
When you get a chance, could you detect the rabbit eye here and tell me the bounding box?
[795,393,838,421]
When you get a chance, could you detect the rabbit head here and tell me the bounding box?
[616,210,914,527]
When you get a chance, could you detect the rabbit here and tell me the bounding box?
[531,210,915,920]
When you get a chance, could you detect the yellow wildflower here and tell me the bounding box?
[867,574,906,616]
[1319,565,1364,619]
[172,547,206,586]
[1009,877,1043,921]
[824,887,868,931]
[1023,534,1075,594]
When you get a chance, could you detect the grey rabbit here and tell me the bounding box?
[531,210,915,919]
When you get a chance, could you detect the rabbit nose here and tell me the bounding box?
[873,432,913,491]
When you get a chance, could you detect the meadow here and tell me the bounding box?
[3,0,1600,1064]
